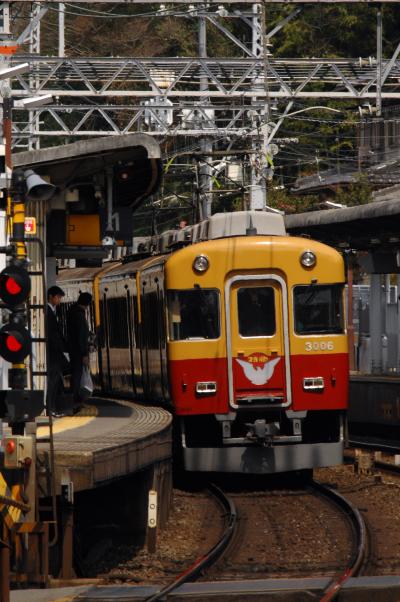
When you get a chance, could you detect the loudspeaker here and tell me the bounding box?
[24,169,56,201]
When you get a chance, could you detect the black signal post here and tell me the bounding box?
[0,169,32,434]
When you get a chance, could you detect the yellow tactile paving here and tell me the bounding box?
[37,415,95,438]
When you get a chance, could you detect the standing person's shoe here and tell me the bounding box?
[72,404,83,415]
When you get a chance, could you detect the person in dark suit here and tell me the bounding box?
[46,285,67,416]
[66,292,92,412]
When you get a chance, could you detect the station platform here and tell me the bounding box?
[35,398,173,495]
[11,575,400,601]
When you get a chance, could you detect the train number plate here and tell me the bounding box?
[305,341,334,352]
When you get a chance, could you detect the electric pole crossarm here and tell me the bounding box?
[205,16,255,57]
[16,6,48,46]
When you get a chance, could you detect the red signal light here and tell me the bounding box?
[6,334,22,352]
[5,277,22,296]
[0,324,31,363]
[0,266,30,306]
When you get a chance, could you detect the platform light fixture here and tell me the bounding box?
[14,94,53,109]
[0,63,29,80]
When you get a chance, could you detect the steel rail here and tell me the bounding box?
[310,480,367,602]
[144,483,237,602]
[349,437,400,455]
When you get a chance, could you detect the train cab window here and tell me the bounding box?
[294,284,344,335]
[167,289,220,341]
[237,287,276,337]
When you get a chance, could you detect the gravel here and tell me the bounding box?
[88,462,400,585]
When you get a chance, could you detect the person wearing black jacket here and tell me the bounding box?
[66,292,92,411]
[46,285,67,416]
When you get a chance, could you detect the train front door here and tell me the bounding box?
[227,276,291,409]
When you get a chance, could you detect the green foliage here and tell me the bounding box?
[267,187,319,214]
[334,175,372,206]
[269,4,400,58]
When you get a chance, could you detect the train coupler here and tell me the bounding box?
[245,419,279,445]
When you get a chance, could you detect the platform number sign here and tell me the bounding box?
[24,217,36,235]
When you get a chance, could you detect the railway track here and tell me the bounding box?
[144,484,237,602]
[311,480,367,601]
[349,435,400,454]
[333,451,400,577]
[143,478,367,602]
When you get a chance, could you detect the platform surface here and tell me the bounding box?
[11,575,400,601]
[36,399,172,493]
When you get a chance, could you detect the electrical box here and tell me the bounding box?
[66,214,101,246]
[65,188,79,203]
[3,435,33,469]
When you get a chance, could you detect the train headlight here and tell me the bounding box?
[193,255,209,273]
[300,250,316,268]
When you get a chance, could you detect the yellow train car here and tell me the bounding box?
[58,211,348,474]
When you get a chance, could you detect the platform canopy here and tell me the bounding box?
[285,199,400,252]
[13,133,162,211]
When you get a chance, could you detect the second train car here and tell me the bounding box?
[58,210,349,474]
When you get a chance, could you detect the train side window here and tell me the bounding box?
[167,289,220,341]
[107,297,129,347]
[237,287,276,337]
[294,284,344,335]
[141,291,160,349]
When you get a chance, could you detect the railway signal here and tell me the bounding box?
[0,168,54,422]
[0,261,32,367]
[0,322,31,364]
[0,264,31,306]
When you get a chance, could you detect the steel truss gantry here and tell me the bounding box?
[7,55,399,139]
[1,1,396,142]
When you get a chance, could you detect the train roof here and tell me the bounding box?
[131,210,286,258]
[101,255,165,279]
[57,265,109,283]
[57,254,167,286]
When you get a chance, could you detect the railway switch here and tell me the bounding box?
[3,435,33,469]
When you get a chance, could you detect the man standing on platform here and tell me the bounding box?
[46,285,67,416]
[66,292,93,413]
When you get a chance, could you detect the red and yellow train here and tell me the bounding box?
[58,210,348,474]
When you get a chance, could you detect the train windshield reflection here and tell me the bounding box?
[167,289,220,340]
[294,284,344,335]
[237,286,276,337]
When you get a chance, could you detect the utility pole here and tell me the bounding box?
[29,2,41,151]
[198,8,213,220]
[249,3,268,211]
[376,4,382,118]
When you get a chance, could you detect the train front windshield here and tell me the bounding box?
[294,284,344,335]
[167,289,220,340]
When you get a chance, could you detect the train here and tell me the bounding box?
[57,210,349,474]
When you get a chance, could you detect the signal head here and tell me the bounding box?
[0,323,31,363]
[0,265,31,307]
